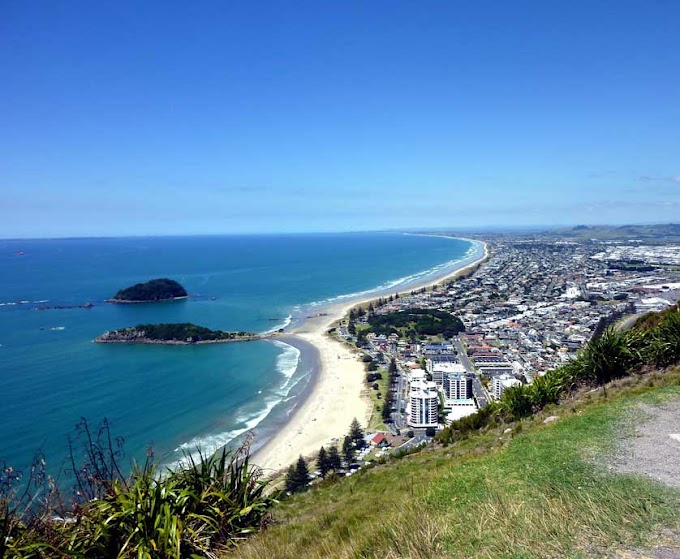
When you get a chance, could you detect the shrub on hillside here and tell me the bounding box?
[645,307,680,367]
[0,424,275,559]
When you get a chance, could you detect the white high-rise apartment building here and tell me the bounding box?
[431,362,466,387]
[407,378,439,428]
[443,372,472,400]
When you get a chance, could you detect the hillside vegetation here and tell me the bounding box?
[109,278,187,302]
[97,322,253,343]
[1,435,275,559]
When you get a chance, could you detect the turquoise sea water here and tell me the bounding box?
[0,233,479,473]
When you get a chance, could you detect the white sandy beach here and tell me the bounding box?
[252,302,370,474]
[252,239,489,475]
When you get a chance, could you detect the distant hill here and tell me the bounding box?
[547,223,680,241]
[108,278,188,303]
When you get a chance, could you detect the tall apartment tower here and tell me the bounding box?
[408,379,439,428]
[443,372,472,400]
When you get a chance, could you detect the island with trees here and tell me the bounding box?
[95,323,269,345]
[107,278,188,303]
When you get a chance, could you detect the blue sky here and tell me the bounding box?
[1,1,679,238]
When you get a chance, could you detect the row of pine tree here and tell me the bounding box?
[285,418,367,493]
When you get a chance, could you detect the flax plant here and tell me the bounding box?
[66,438,275,558]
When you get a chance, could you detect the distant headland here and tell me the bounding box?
[94,323,274,345]
[107,278,188,303]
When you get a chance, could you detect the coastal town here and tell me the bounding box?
[327,234,680,463]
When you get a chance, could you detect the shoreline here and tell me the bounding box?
[252,237,489,475]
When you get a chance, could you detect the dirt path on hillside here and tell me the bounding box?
[610,400,680,487]
[603,399,680,558]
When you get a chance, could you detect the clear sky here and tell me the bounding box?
[1,1,679,238]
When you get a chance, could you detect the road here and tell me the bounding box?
[453,337,475,371]
[453,336,489,407]
[391,364,407,431]
[470,376,489,408]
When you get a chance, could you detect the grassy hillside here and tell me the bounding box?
[230,370,680,559]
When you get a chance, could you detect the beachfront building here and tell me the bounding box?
[428,360,466,387]
[407,379,439,428]
[426,354,457,371]
[442,372,477,423]
[492,374,522,400]
[443,372,472,400]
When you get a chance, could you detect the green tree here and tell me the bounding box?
[381,396,392,421]
[327,445,342,471]
[295,455,310,487]
[285,455,310,493]
[284,464,298,493]
[382,358,397,422]
[499,384,533,421]
[349,418,365,450]
[316,446,330,478]
[342,435,354,464]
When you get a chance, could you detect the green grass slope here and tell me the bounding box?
[230,370,680,559]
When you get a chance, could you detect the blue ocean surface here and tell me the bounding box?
[0,233,479,474]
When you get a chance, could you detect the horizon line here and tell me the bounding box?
[1,222,678,242]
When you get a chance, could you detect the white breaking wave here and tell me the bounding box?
[167,340,302,469]
[263,314,293,334]
[1,299,49,306]
[306,241,482,309]
[278,373,309,400]
[169,395,282,469]
[272,340,300,377]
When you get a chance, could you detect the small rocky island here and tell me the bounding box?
[95,323,268,345]
[108,278,188,303]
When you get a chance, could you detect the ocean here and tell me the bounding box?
[0,232,480,474]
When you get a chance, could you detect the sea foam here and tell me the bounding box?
[306,241,482,309]
[168,340,302,468]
